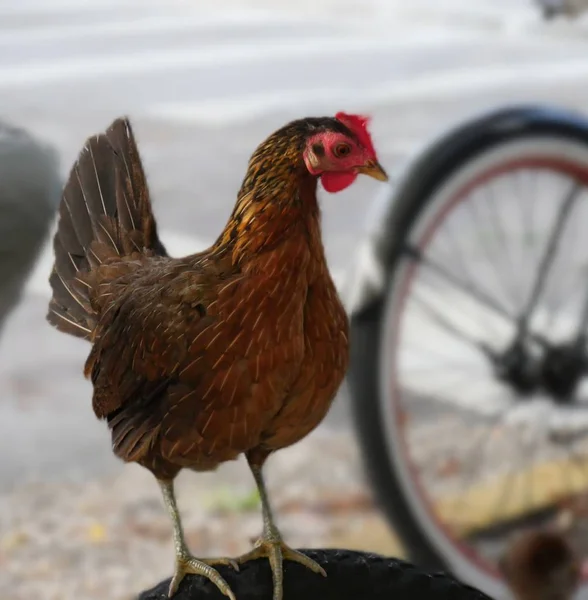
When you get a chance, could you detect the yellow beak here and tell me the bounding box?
[357,159,389,182]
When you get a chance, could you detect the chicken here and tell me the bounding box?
[46,114,388,599]
[499,528,580,600]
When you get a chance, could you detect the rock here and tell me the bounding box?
[0,120,61,336]
[137,548,494,600]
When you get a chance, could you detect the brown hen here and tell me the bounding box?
[46,114,387,599]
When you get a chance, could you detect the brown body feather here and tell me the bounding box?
[47,117,349,481]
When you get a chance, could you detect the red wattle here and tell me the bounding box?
[320,172,357,193]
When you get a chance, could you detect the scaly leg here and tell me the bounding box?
[157,479,239,599]
[234,458,326,600]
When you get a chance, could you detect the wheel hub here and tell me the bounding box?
[494,341,541,396]
[540,344,586,403]
[494,339,587,403]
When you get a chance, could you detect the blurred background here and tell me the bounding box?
[3,0,588,598]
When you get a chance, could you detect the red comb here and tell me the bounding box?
[335,112,376,155]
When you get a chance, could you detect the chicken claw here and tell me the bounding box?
[169,554,238,599]
[157,479,238,599]
[236,536,326,600]
[239,459,326,600]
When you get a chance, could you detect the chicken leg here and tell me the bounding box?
[234,459,327,600]
[157,479,239,599]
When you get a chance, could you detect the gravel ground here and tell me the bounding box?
[0,430,401,600]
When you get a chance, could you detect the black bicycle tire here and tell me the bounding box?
[137,548,493,600]
[347,104,588,572]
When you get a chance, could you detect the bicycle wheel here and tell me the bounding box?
[347,105,588,599]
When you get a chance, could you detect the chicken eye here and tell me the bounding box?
[333,143,351,158]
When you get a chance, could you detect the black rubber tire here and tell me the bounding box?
[137,549,493,600]
[347,105,588,573]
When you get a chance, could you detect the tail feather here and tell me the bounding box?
[47,117,167,340]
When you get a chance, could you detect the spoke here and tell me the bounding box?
[518,180,582,336]
[517,170,538,268]
[411,289,494,357]
[401,342,482,366]
[437,219,492,309]
[409,371,501,400]
[573,282,588,346]
[404,245,550,348]
[543,203,583,333]
[404,369,483,398]
[401,363,483,374]
[412,275,506,344]
[417,387,508,420]
[488,422,541,526]
[451,407,512,513]
[525,171,545,304]
[404,245,514,327]
[466,189,519,314]
[515,170,541,309]
[405,246,549,348]
[482,181,523,312]
[547,275,586,332]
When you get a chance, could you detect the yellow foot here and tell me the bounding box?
[235,538,326,600]
[168,554,239,599]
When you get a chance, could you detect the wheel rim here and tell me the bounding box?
[379,137,588,598]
